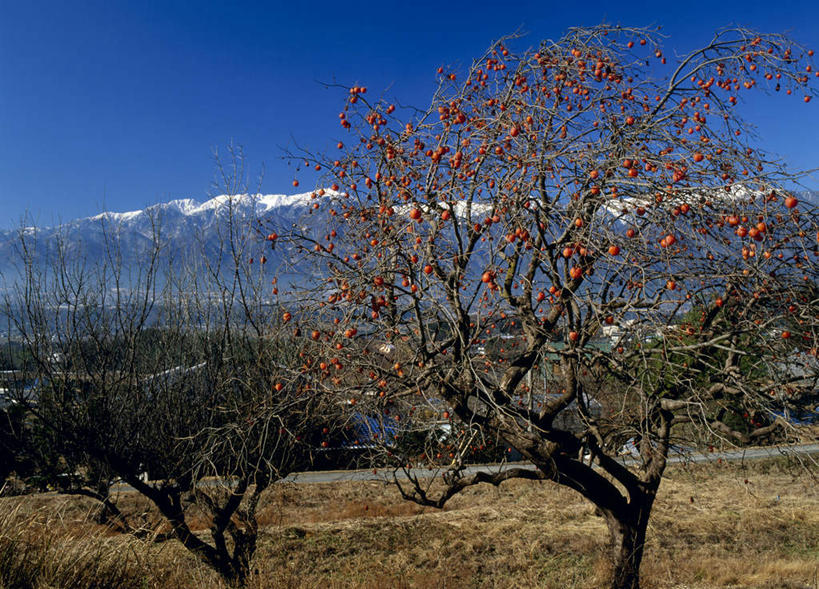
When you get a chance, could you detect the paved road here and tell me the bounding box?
[108,443,819,491]
[282,443,819,484]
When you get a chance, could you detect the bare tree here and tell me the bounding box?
[2,182,327,585]
[286,25,819,589]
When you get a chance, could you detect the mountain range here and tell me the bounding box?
[2,189,816,295]
[0,193,319,291]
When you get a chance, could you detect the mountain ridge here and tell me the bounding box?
[13,192,316,232]
[0,193,320,291]
[2,188,816,293]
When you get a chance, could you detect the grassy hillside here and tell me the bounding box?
[1,457,817,588]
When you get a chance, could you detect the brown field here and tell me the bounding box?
[1,457,818,589]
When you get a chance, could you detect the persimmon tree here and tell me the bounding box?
[285,25,819,589]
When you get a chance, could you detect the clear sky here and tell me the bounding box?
[1,0,818,229]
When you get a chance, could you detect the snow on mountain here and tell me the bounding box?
[0,193,318,291]
[1,188,815,295]
[77,192,316,228]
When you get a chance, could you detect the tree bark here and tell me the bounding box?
[604,489,655,589]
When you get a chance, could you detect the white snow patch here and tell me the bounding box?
[89,210,144,223]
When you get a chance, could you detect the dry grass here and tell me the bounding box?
[0,496,223,588]
[1,457,817,589]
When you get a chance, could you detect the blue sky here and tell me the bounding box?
[1,0,818,229]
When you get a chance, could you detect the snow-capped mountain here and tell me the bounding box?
[0,193,318,291]
[2,188,816,296]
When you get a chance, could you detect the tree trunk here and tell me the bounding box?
[218,558,249,589]
[231,537,254,587]
[605,491,655,589]
[216,536,254,588]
